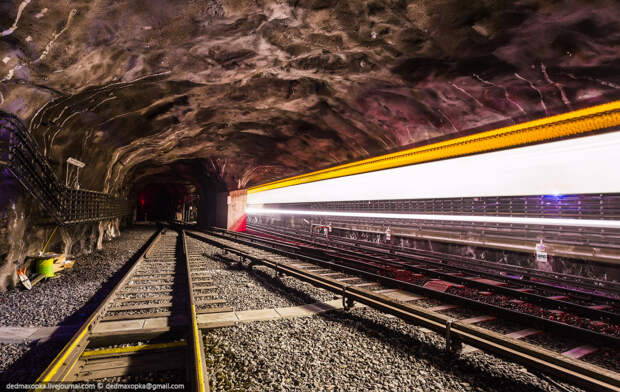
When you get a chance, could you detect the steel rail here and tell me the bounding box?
[181,230,210,392]
[189,229,620,392]
[222,227,620,331]
[347,239,619,302]
[31,228,163,389]
[191,229,619,346]
[352,238,620,299]
[33,228,212,389]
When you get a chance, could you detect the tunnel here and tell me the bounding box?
[128,160,225,227]
[0,1,619,391]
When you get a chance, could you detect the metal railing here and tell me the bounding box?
[258,195,620,248]
[1,111,129,225]
[63,188,130,224]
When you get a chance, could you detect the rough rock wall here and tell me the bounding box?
[0,0,618,195]
[0,180,31,290]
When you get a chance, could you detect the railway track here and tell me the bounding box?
[216,227,620,338]
[248,223,620,299]
[208,226,620,340]
[245,225,620,323]
[188,228,620,392]
[32,228,230,391]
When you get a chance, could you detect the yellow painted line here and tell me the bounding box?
[82,341,187,357]
[35,326,89,384]
[248,101,620,194]
[41,226,58,253]
[192,304,207,392]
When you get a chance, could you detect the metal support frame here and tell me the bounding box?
[1,111,130,225]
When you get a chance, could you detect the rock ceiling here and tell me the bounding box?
[0,0,618,195]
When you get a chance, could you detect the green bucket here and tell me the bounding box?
[36,258,55,278]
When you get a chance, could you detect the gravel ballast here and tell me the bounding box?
[0,227,156,384]
[206,307,586,392]
[187,236,337,310]
[0,227,155,327]
[0,340,66,383]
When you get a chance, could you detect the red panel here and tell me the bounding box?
[228,214,246,232]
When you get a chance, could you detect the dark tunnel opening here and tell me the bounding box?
[134,183,197,223]
[129,161,229,228]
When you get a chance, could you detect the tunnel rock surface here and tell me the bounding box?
[0,0,619,192]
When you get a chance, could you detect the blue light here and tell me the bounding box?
[543,192,564,199]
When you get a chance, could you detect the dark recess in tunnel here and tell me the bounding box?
[135,183,187,222]
[129,161,228,228]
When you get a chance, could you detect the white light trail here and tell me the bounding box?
[247,131,620,204]
[245,207,620,230]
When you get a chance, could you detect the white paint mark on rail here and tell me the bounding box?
[1,0,32,37]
